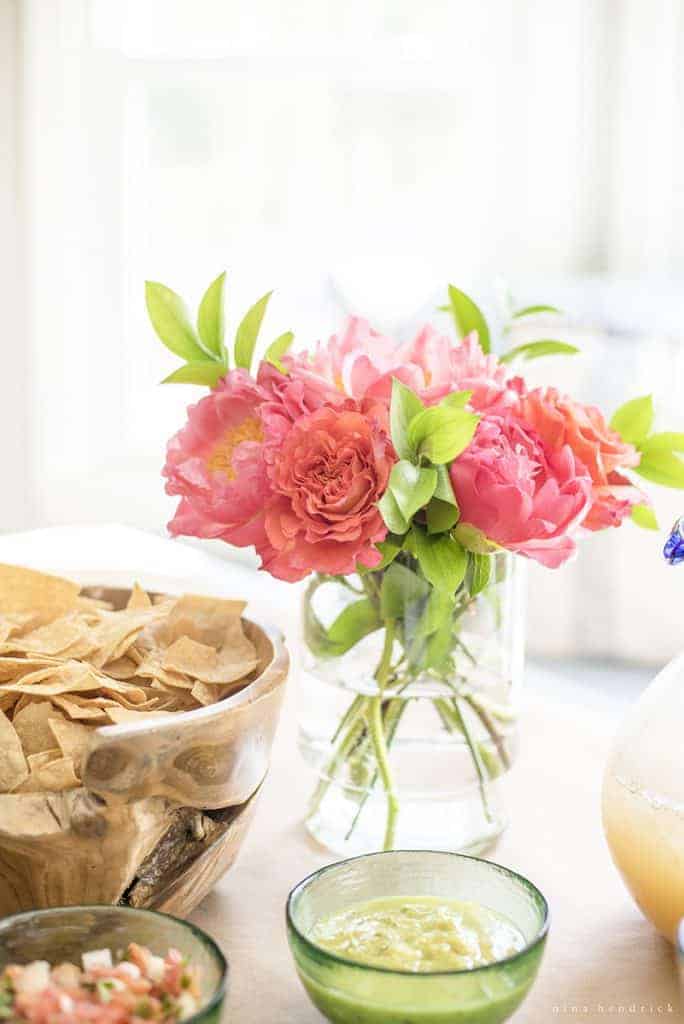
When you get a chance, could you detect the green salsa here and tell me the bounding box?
[310,897,524,973]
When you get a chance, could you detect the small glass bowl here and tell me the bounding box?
[0,905,227,1024]
[287,851,549,1024]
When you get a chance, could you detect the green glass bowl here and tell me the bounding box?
[0,905,227,1024]
[286,851,549,1024]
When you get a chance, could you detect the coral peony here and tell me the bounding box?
[516,388,645,530]
[449,415,592,568]
[261,403,394,581]
[163,370,272,549]
[285,317,519,413]
[255,360,346,449]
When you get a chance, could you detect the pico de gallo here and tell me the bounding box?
[0,944,201,1023]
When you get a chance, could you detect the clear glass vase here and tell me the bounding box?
[298,552,525,856]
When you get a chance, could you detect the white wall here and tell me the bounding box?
[5,0,684,663]
[0,0,32,529]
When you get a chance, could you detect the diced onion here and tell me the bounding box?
[58,992,75,1014]
[14,961,51,995]
[116,961,141,980]
[177,992,199,1019]
[146,955,165,983]
[82,948,113,971]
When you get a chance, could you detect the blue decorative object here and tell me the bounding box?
[664,516,684,564]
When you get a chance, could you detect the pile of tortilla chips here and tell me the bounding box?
[0,564,258,795]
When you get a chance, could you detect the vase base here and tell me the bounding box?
[304,778,507,858]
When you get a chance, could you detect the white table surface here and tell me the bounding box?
[0,526,677,1021]
[190,691,680,1022]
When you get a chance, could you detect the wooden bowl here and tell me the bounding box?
[0,586,289,919]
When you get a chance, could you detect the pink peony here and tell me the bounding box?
[449,415,593,568]
[405,326,523,411]
[261,403,394,581]
[163,370,272,549]
[516,388,645,530]
[285,317,519,413]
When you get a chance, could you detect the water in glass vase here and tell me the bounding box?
[298,551,525,856]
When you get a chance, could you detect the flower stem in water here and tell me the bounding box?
[368,695,399,850]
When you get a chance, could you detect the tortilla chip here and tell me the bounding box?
[105,707,174,725]
[76,595,113,613]
[0,656,62,682]
[27,749,62,771]
[98,680,148,704]
[0,710,29,791]
[7,617,90,657]
[0,662,104,697]
[13,700,64,756]
[0,612,39,644]
[134,652,195,689]
[127,583,152,610]
[161,594,247,648]
[0,572,261,795]
[88,608,163,668]
[150,686,198,711]
[0,693,19,715]
[103,656,139,680]
[127,646,144,666]
[0,564,80,624]
[48,718,93,775]
[50,695,114,723]
[163,634,257,684]
[16,756,80,793]
[102,695,162,716]
[190,681,219,706]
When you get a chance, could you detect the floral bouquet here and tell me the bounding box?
[146,273,684,854]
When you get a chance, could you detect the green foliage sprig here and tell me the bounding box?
[373,377,486,595]
[145,271,293,384]
[440,285,578,364]
[609,395,684,529]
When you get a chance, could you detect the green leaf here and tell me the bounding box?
[434,465,457,504]
[468,553,491,596]
[440,390,472,409]
[326,598,382,654]
[303,591,340,658]
[511,304,562,319]
[161,361,227,386]
[412,524,467,593]
[264,331,294,373]
[390,378,423,460]
[634,449,684,489]
[423,617,455,672]
[407,406,479,465]
[409,589,455,673]
[197,271,226,359]
[389,461,437,523]
[454,523,500,554]
[234,291,272,372]
[426,498,460,534]
[145,282,207,362]
[631,504,659,530]
[640,432,684,453]
[447,285,491,354]
[610,395,654,446]
[380,562,430,619]
[499,340,579,365]
[374,535,403,570]
[414,588,454,639]
[378,490,409,535]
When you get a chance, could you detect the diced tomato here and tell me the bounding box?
[0,945,201,1023]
